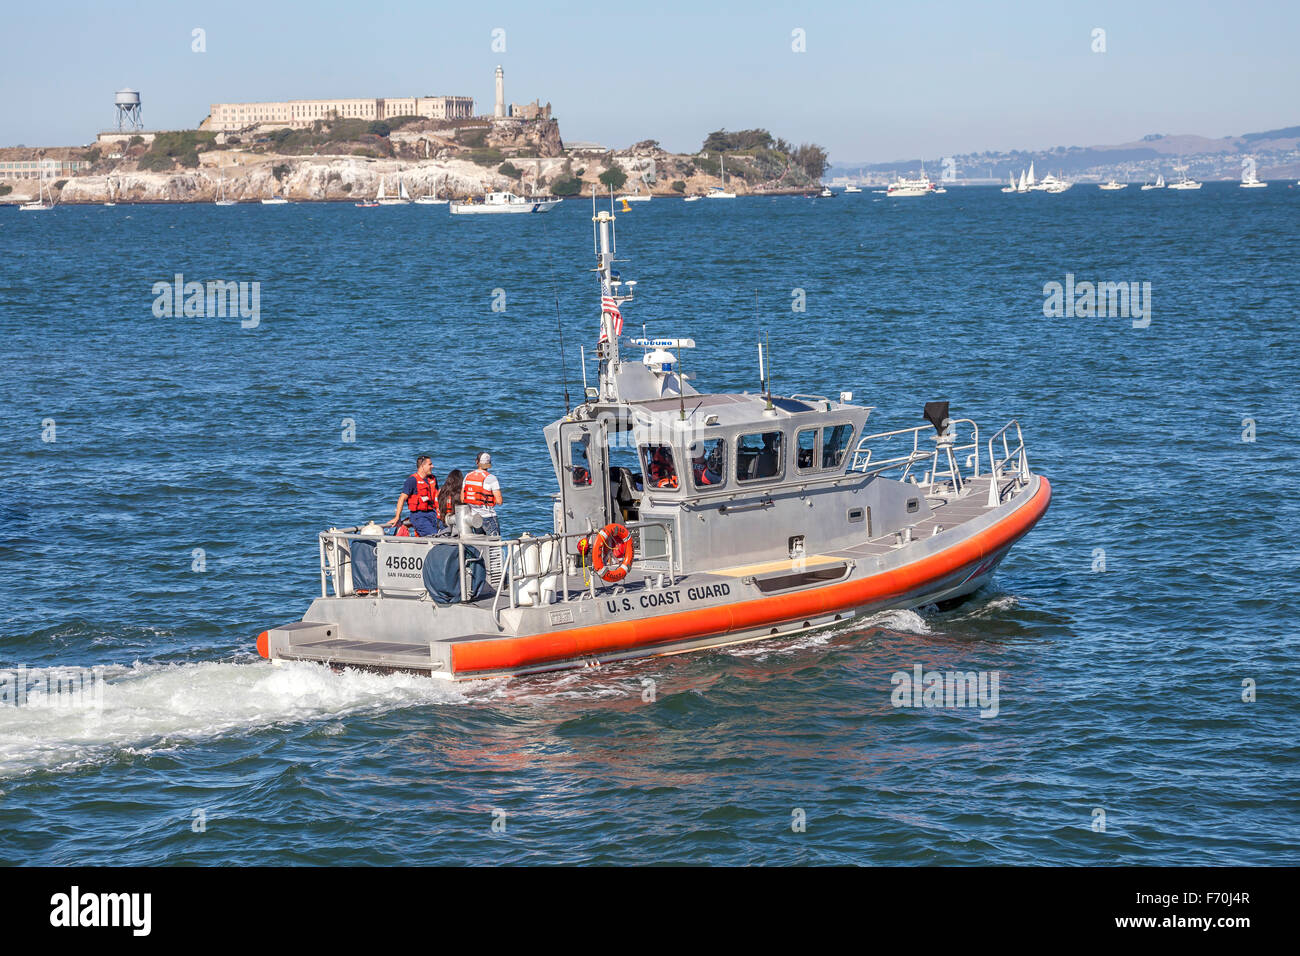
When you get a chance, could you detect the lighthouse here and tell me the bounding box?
[494,65,504,119]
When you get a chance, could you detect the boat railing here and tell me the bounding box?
[986,420,1030,506]
[849,419,981,494]
[317,520,680,627]
[488,519,679,628]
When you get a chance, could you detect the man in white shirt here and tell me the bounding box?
[462,452,503,537]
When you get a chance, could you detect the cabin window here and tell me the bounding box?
[568,438,592,486]
[736,431,784,482]
[640,444,680,490]
[822,424,854,469]
[688,438,726,489]
[796,428,818,471]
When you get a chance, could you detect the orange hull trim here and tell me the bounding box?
[451,477,1052,676]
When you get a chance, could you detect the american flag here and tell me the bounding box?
[599,294,623,341]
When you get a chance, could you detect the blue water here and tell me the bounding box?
[1,186,1297,865]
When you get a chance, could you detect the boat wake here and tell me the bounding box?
[0,659,468,780]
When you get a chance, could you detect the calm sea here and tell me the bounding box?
[1,185,1296,865]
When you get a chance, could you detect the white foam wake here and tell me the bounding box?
[0,660,469,780]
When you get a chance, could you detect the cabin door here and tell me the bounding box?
[558,419,610,539]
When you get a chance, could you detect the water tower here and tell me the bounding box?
[114,88,143,131]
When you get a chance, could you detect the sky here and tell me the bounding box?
[1,0,1296,163]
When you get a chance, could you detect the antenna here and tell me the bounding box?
[678,343,687,422]
[541,216,571,415]
[764,330,773,410]
[555,291,571,414]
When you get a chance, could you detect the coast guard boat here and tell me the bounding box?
[255,199,1051,680]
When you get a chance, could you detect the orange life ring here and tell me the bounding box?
[592,523,635,582]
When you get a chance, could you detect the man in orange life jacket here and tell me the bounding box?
[648,447,678,489]
[385,454,442,536]
[462,452,503,537]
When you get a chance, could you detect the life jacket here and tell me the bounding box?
[463,469,494,507]
[649,454,676,488]
[407,472,438,513]
[693,463,713,486]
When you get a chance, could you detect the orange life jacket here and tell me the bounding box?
[463,469,494,507]
[407,472,438,513]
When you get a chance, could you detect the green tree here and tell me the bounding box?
[367,121,391,137]
[671,180,686,193]
[598,166,627,190]
[138,152,173,172]
[497,161,522,179]
[272,163,290,181]
[551,177,583,196]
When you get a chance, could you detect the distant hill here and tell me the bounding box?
[830,124,1300,183]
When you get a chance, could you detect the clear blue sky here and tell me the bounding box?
[2,0,1296,162]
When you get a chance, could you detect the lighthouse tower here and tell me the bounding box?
[494,65,505,119]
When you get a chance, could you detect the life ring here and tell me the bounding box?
[592,523,635,582]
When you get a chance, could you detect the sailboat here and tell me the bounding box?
[1002,171,1017,193]
[377,176,410,205]
[705,154,736,198]
[616,179,653,203]
[1167,166,1201,191]
[1141,173,1165,191]
[261,182,291,204]
[214,173,235,205]
[414,185,448,205]
[1240,166,1267,189]
[20,165,56,211]
[1017,169,1028,193]
[104,176,117,206]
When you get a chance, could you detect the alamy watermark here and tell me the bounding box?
[151,273,260,328]
[1,665,105,711]
[891,664,1000,718]
[1043,273,1151,328]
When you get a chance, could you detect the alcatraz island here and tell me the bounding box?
[0,67,830,204]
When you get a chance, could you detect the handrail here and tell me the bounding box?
[489,519,679,628]
[850,419,980,490]
[986,420,1028,506]
[317,520,680,625]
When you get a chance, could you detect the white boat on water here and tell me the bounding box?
[819,186,834,198]
[448,190,561,215]
[1240,168,1267,189]
[414,193,448,205]
[1099,180,1127,191]
[1032,168,1072,193]
[1168,167,1201,190]
[616,187,652,203]
[1141,174,1166,191]
[21,166,56,210]
[261,192,290,204]
[215,175,235,206]
[377,178,411,205]
[844,185,862,193]
[705,155,737,198]
[1002,171,1018,193]
[886,164,935,197]
[683,194,703,202]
